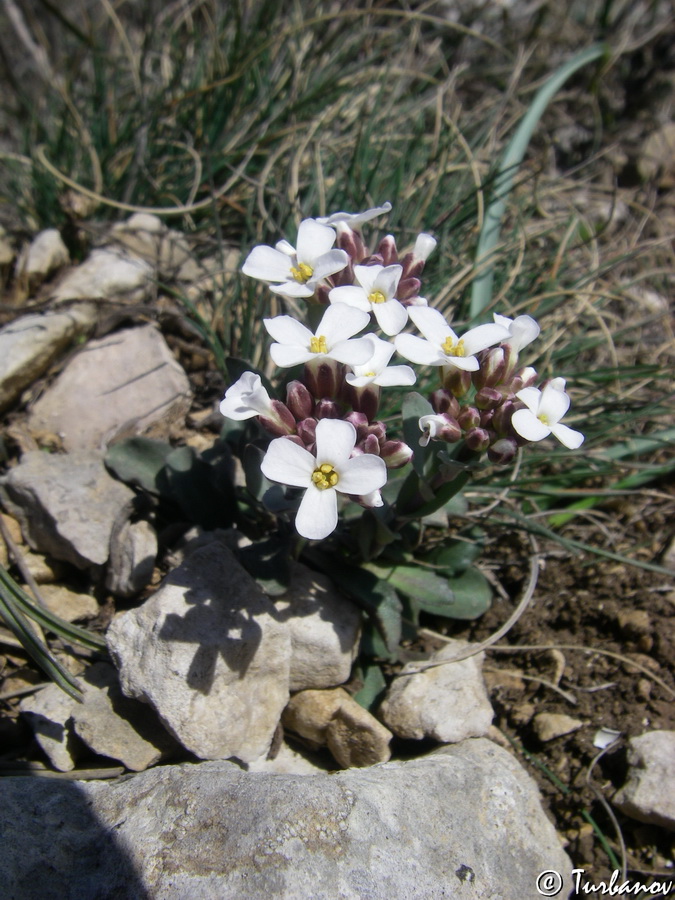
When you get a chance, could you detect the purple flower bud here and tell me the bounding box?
[473,347,505,389]
[474,387,503,411]
[509,366,538,393]
[396,276,422,302]
[442,366,472,398]
[487,438,518,465]
[458,406,480,430]
[493,400,517,436]
[377,234,398,266]
[380,440,414,468]
[464,427,490,453]
[304,359,342,398]
[286,380,313,420]
[347,383,380,422]
[258,399,297,436]
[314,398,340,419]
[480,409,495,429]
[366,421,387,442]
[344,410,369,430]
[430,389,460,418]
[361,434,381,455]
[296,417,317,448]
[337,228,367,262]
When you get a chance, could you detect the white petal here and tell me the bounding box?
[413,233,437,261]
[328,285,370,311]
[462,322,510,355]
[511,409,551,442]
[218,400,258,420]
[345,373,376,387]
[550,376,567,392]
[275,239,296,257]
[315,202,392,227]
[295,486,338,540]
[269,281,315,298]
[261,438,315,487]
[493,313,513,329]
[353,334,394,374]
[353,264,382,293]
[360,489,384,508]
[319,303,370,344]
[264,315,313,346]
[515,386,542,414]
[270,343,314,367]
[330,337,378,366]
[551,422,585,449]
[296,219,336,261]
[314,418,357,468]
[311,249,350,281]
[508,315,540,351]
[408,306,454,345]
[242,245,292,283]
[539,382,571,424]
[395,333,446,366]
[337,454,387,496]
[442,354,480,372]
[373,365,416,386]
[374,264,403,298]
[372,299,408,336]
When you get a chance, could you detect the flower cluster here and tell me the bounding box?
[222,204,584,540]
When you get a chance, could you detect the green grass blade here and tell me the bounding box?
[469,43,608,318]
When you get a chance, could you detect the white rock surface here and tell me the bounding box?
[533,712,584,743]
[19,683,82,772]
[0,450,135,568]
[16,228,69,285]
[28,324,192,450]
[38,584,99,622]
[245,741,331,775]
[614,730,675,830]
[0,739,574,899]
[107,542,291,762]
[50,248,152,303]
[277,563,361,691]
[378,640,494,742]
[107,213,193,280]
[0,306,96,413]
[105,518,157,598]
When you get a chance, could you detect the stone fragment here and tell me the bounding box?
[107,543,291,762]
[614,731,675,830]
[0,450,135,568]
[0,739,574,899]
[276,563,361,691]
[105,518,157,598]
[28,324,192,450]
[0,306,96,414]
[51,248,152,303]
[245,742,331,776]
[282,687,392,768]
[72,662,177,772]
[22,550,66,584]
[107,213,193,280]
[20,683,81,772]
[378,640,494,742]
[16,228,69,286]
[532,712,584,742]
[38,584,99,622]
[638,122,675,185]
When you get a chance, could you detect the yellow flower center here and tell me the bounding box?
[442,336,465,357]
[310,335,328,354]
[363,371,376,377]
[311,463,339,490]
[539,413,550,425]
[290,262,314,284]
[368,290,386,305]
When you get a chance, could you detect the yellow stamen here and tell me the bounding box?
[368,290,386,305]
[442,336,465,357]
[311,463,339,490]
[310,335,328,354]
[539,413,550,426]
[290,262,314,284]
[364,371,376,377]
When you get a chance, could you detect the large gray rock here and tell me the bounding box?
[27,324,192,451]
[50,248,152,303]
[0,739,573,899]
[614,731,675,830]
[107,543,291,762]
[0,450,134,568]
[0,306,95,413]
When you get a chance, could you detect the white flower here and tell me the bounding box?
[315,202,392,228]
[345,335,416,388]
[412,233,437,262]
[329,264,408,336]
[512,379,584,449]
[493,313,540,352]
[264,303,373,368]
[220,372,273,420]
[261,419,387,540]
[395,306,509,371]
[241,219,348,298]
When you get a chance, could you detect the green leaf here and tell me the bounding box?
[374,564,455,608]
[243,443,270,502]
[161,446,232,529]
[105,437,173,494]
[470,44,607,317]
[425,535,484,576]
[402,392,434,476]
[352,662,387,712]
[444,567,493,620]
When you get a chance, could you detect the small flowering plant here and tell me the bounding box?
[220,204,585,661]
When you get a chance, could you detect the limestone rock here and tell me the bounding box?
[378,640,494,742]
[277,563,361,691]
[283,687,392,768]
[0,306,96,414]
[532,712,584,743]
[38,584,99,622]
[72,662,178,772]
[0,739,574,899]
[107,543,291,762]
[16,228,69,286]
[50,248,152,303]
[245,741,331,776]
[28,324,192,450]
[0,450,135,568]
[614,731,675,830]
[19,683,82,772]
[107,213,193,280]
[105,518,158,598]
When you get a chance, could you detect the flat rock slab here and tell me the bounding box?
[0,450,134,568]
[0,306,95,414]
[0,739,572,899]
[107,542,291,762]
[28,324,192,451]
[614,730,675,830]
